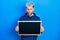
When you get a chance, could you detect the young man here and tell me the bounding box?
[15,2,44,40]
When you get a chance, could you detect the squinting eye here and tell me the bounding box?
[28,9,29,10]
[30,9,32,10]
[27,9,32,10]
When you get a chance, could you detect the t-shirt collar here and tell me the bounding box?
[27,13,34,17]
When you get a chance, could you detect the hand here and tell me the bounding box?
[15,25,19,32]
[40,26,44,33]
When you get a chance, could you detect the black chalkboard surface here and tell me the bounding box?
[18,21,42,35]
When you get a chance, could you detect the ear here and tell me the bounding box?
[26,7,27,9]
[33,8,34,11]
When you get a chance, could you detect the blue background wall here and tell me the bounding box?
[0,0,60,40]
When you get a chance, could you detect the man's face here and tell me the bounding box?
[26,6,34,14]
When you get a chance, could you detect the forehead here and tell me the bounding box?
[26,6,33,9]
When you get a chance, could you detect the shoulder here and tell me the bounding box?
[35,16,40,20]
[19,13,27,20]
[33,13,40,20]
[19,16,24,21]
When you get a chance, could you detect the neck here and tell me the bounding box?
[28,13,32,16]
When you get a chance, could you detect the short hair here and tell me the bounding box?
[26,2,34,8]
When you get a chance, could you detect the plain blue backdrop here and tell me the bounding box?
[0,0,60,40]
